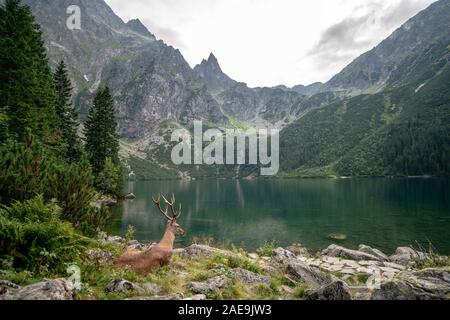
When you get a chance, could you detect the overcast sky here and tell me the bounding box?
[105,0,436,88]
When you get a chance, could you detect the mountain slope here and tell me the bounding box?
[280,0,450,177]
[322,0,450,96]
[21,0,226,141]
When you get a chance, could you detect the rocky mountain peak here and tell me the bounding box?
[194,53,236,93]
[126,19,155,39]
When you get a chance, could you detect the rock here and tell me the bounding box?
[179,245,232,259]
[327,233,347,241]
[372,268,450,300]
[306,280,352,300]
[104,198,118,206]
[126,294,184,300]
[286,261,335,288]
[127,240,146,251]
[5,279,75,300]
[183,294,208,301]
[248,253,259,260]
[321,245,381,262]
[124,193,136,200]
[383,262,406,271]
[106,280,145,295]
[187,275,231,294]
[389,247,429,266]
[100,235,126,244]
[85,249,114,264]
[286,245,311,257]
[358,245,389,261]
[0,280,20,300]
[232,268,271,286]
[272,247,296,264]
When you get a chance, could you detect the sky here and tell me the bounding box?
[105,0,436,88]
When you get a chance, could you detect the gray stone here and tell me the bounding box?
[286,245,311,257]
[232,268,271,286]
[124,193,136,200]
[5,279,75,300]
[389,247,429,266]
[358,245,389,262]
[0,280,20,300]
[383,262,406,271]
[372,268,450,300]
[126,294,184,300]
[187,275,231,294]
[321,245,381,262]
[179,245,232,259]
[306,280,352,300]
[183,294,208,300]
[101,235,125,244]
[106,280,145,295]
[86,249,114,264]
[272,247,296,264]
[286,261,335,288]
[127,240,149,251]
[248,253,259,260]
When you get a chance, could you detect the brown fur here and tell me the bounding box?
[114,221,185,275]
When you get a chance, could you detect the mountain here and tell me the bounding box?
[20,0,226,141]
[291,82,323,96]
[193,53,236,93]
[280,0,450,177]
[14,0,450,178]
[322,0,450,96]
[194,53,340,127]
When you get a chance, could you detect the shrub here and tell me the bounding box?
[0,136,110,235]
[0,196,89,273]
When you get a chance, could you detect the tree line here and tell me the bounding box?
[0,0,122,272]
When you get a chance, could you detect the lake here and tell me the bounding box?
[106,178,450,255]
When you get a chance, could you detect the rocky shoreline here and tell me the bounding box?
[1,238,449,301]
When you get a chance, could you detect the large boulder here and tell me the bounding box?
[372,268,450,300]
[3,279,75,300]
[106,280,145,295]
[389,247,429,266]
[286,245,311,258]
[178,245,233,259]
[321,245,381,262]
[272,247,296,264]
[0,280,20,300]
[358,245,389,262]
[286,260,335,288]
[232,268,271,286]
[306,280,352,300]
[187,275,231,294]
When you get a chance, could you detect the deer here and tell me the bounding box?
[114,194,185,275]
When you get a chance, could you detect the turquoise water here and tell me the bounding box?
[106,179,450,254]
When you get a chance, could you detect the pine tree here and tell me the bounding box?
[53,60,82,162]
[0,0,58,141]
[84,86,122,194]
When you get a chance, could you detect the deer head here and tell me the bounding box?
[152,194,185,236]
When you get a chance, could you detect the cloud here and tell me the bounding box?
[141,18,187,49]
[105,0,436,87]
[306,0,434,76]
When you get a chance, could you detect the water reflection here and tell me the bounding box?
[106,179,450,254]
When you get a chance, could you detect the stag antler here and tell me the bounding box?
[152,194,182,221]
